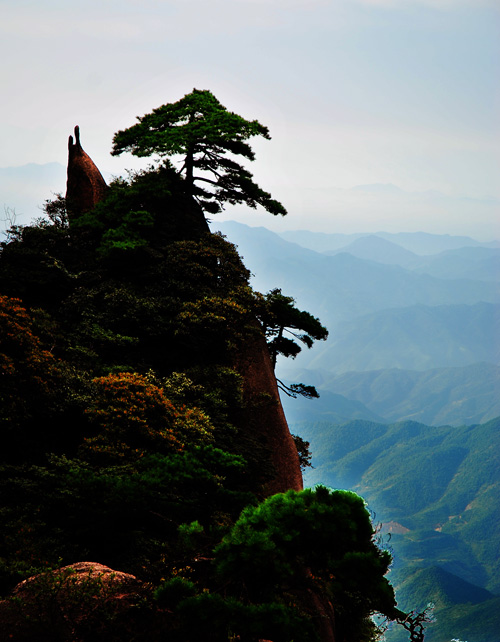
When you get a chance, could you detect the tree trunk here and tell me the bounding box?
[185,144,195,192]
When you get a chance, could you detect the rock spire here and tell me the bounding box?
[66,125,108,220]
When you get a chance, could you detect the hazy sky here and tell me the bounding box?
[1,0,499,238]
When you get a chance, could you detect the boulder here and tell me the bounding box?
[0,562,155,641]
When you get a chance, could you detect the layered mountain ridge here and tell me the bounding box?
[211,220,499,428]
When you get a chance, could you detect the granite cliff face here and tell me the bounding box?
[235,324,303,495]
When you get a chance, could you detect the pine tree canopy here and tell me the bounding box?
[111,89,287,217]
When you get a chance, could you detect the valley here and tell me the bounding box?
[212,220,500,641]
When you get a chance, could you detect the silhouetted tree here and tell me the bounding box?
[256,288,328,398]
[111,89,287,216]
[258,288,328,370]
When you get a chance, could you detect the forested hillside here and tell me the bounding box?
[0,91,420,642]
[290,418,500,641]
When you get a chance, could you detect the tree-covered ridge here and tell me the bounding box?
[384,567,500,642]
[0,93,415,641]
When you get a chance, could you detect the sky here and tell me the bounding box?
[1,0,499,239]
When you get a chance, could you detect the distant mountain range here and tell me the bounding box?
[212,222,499,331]
[412,246,500,282]
[324,234,420,265]
[303,302,500,373]
[280,228,500,254]
[323,234,500,281]
[211,221,499,426]
[211,221,500,426]
[281,363,500,427]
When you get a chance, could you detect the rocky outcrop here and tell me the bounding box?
[66,126,108,220]
[0,562,153,641]
[12,561,140,593]
[235,323,303,496]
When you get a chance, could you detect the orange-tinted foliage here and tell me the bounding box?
[0,295,60,425]
[81,372,214,462]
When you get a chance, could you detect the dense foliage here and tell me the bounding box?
[0,102,402,640]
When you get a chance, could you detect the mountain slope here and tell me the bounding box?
[278,229,367,253]
[411,245,500,282]
[385,567,500,642]
[324,234,419,267]
[292,416,500,639]
[279,385,385,424]
[292,417,500,593]
[296,362,500,426]
[303,302,500,373]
